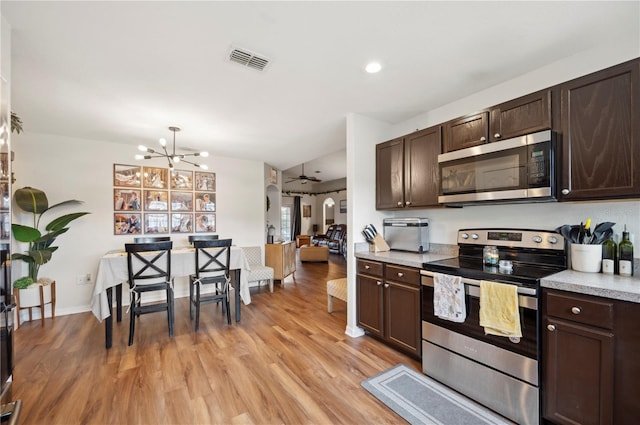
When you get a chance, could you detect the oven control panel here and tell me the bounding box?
[458,228,564,250]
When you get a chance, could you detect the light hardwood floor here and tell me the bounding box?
[12,252,421,424]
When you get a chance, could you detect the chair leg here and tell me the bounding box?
[168,287,174,338]
[189,279,194,320]
[328,295,334,313]
[225,295,231,325]
[128,294,137,346]
[195,285,201,331]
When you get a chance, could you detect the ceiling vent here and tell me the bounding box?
[228,47,269,71]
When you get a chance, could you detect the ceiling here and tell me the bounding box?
[2,2,638,183]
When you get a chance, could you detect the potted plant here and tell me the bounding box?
[11,187,90,309]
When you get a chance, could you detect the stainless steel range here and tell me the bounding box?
[421,228,567,425]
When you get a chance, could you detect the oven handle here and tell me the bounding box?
[420,270,537,310]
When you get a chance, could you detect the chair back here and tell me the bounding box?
[242,246,262,265]
[188,235,219,244]
[125,241,173,288]
[193,238,232,284]
[134,236,171,243]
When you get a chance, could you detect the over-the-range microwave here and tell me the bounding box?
[438,130,556,206]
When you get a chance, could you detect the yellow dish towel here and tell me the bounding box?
[479,280,522,338]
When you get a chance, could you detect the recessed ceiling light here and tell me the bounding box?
[365,62,382,73]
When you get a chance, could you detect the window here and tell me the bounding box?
[281,206,291,241]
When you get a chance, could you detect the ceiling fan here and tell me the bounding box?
[286,163,322,184]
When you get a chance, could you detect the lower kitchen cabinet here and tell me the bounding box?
[356,259,421,358]
[542,288,640,425]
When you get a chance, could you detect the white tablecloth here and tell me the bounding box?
[90,246,251,321]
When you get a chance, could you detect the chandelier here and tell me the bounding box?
[135,126,209,169]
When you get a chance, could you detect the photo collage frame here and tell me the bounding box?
[113,164,216,235]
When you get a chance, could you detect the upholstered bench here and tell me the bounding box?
[326,278,347,313]
[299,244,329,262]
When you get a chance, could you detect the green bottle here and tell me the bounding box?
[602,235,617,274]
[618,225,634,277]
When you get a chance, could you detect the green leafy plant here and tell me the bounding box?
[11,187,90,284]
[11,111,23,134]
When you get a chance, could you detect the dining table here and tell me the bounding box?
[91,245,251,348]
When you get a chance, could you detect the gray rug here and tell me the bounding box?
[361,364,514,425]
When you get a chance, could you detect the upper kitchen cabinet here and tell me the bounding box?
[444,90,552,152]
[443,111,488,152]
[559,58,640,201]
[376,126,442,210]
[489,89,551,142]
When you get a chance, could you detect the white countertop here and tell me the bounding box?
[541,262,640,303]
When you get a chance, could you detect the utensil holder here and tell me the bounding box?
[369,234,390,252]
[570,244,602,273]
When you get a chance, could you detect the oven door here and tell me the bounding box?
[438,130,553,205]
[421,272,539,359]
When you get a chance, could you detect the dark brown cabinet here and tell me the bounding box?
[542,289,640,425]
[443,111,488,152]
[376,126,441,210]
[444,90,552,152]
[356,259,421,358]
[558,59,640,200]
[489,89,551,142]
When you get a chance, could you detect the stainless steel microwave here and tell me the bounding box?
[438,130,555,206]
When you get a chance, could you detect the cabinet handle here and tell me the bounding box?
[384,283,389,288]
[376,281,382,286]
[571,306,581,315]
[561,189,570,195]
[547,324,556,332]
[494,133,501,139]
[397,201,403,206]
[397,272,404,277]
[405,201,411,206]
[480,136,486,142]
[365,265,370,269]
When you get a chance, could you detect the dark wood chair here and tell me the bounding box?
[134,236,171,243]
[189,238,232,331]
[125,240,174,346]
[188,235,219,244]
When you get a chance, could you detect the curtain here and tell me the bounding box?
[292,196,301,240]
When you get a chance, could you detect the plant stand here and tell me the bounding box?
[13,278,56,326]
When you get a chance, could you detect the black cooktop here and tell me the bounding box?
[423,256,566,288]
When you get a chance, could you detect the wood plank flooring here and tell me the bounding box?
[12,252,421,424]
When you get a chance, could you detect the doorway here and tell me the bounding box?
[323,197,335,233]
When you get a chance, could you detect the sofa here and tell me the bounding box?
[312,224,347,255]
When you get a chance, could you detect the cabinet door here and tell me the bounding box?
[443,111,489,152]
[265,244,284,279]
[559,59,640,200]
[404,126,442,208]
[283,241,296,277]
[376,137,404,209]
[543,318,614,425]
[356,274,383,337]
[489,89,551,142]
[385,280,421,357]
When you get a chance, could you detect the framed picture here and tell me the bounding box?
[170,169,193,190]
[195,213,216,233]
[195,171,216,191]
[0,182,8,211]
[195,192,216,212]
[171,213,193,233]
[0,152,8,181]
[114,213,142,235]
[303,205,311,218]
[113,164,142,187]
[144,213,169,234]
[170,191,193,211]
[143,190,168,211]
[269,167,277,184]
[339,199,347,213]
[114,189,141,211]
[143,166,168,189]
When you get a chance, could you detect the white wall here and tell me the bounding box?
[344,43,640,337]
[12,132,265,320]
